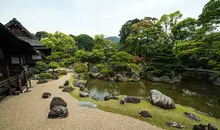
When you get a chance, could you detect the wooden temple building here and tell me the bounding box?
[5,18,51,65]
[0,18,51,97]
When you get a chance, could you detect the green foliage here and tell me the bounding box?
[95,64,112,73]
[75,34,94,51]
[110,51,134,64]
[127,63,141,71]
[90,49,105,63]
[74,62,88,73]
[198,0,220,27]
[62,57,76,66]
[39,72,52,79]
[75,50,91,62]
[35,31,48,40]
[48,62,59,70]
[58,62,65,67]
[35,61,48,72]
[58,70,67,76]
[40,31,77,54]
[46,52,64,62]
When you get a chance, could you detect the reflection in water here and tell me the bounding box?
[182,89,200,97]
[86,78,220,118]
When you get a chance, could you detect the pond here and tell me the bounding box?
[86,78,220,118]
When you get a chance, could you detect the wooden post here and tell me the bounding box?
[17,75,23,93]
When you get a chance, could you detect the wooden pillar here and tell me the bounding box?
[17,75,23,93]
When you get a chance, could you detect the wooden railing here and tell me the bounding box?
[0,76,18,93]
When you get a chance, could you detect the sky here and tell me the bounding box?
[0,0,208,37]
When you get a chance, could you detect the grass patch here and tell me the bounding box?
[69,75,220,130]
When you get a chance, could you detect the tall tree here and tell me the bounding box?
[172,17,197,41]
[35,31,48,40]
[198,0,220,28]
[41,31,77,54]
[74,34,94,51]
[119,18,140,43]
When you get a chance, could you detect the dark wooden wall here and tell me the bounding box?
[9,25,29,37]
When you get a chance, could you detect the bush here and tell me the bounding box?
[95,64,112,73]
[110,51,134,64]
[59,70,67,76]
[127,63,141,71]
[28,67,40,74]
[62,57,75,66]
[35,61,48,72]
[75,50,91,62]
[74,62,88,73]
[58,62,65,67]
[39,73,52,79]
[48,62,59,71]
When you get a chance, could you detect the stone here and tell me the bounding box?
[120,99,125,105]
[104,95,112,101]
[193,124,218,130]
[79,92,89,97]
[64,80,69,86]
[150,90,175,109]
[50,97,67,109]
[213,77,220,86]
[79,101,97,108]
[138,110,152,118]
[91,95,99,101]
[124,96,140,103]
[131,73,140,82]
[37,79,48,84]
[79,85,85,91]
[52,75,59,80]
[165,122,185,129]
[112,96,119,100]
[42,92,51,98]
[62,87,75,93]
[184,112,200,122]
[58,85,65,89]
[141,97,151,101]
[48,105,68,119]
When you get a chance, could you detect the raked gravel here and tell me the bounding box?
[0,73,162,130]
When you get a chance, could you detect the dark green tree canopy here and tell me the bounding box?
[198,0,220,27]
[74,34,94,51]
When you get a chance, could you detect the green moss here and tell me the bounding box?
[68,75,220,130]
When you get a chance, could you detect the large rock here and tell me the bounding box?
[150,90,175,109]
[64,80,69,86]
[91,95,99,101]
[120,99,125,105]
[130,73,140,82]
[79,101,97,108]
[138,110,152,118]
[184,112,200,122]
[124,96,140,103]
[112,96,119,100]
[62,87,75,93]
[213,77,220,86]
[52,75,59,80]
[42,92,51,98]
[58,85,65,89]
[37,79,48,84]
[50,97,67,109]
[165,122,185,129]
[193,124,218,130]
[104,95,112,101]
[48,105,68,118]
[79,92,89,97]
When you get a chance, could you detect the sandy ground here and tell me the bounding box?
[0,73,161,130]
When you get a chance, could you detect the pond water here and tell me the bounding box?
[86,78,220,118]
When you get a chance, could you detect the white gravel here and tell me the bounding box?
[0,73,162,130]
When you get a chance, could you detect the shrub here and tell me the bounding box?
[95,64,112,73]
[28,67,40,74]
[74,62,88,73]
[110,51,135,64]
[75,50,91,62]
[39,73,52,79]
[59,70,67,76]
[35,61,48,72]
[48,62,59,71]
[127,63,141,71]
[62,57,75,66]
[58,62,65,67]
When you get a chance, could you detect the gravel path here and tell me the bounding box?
[0,73,161,130]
